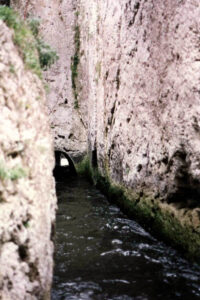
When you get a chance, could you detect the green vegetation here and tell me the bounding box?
[0,162,27,181]
[37,38,58,70]
[96,172,200,260]
[71,24,80,109]
[77,154,200,261]
[23,220,30,228]
[27,17,40,37]
[0,6,41,77]
[28,18,58,70]
[0,165,7,181]
[0,6,58,78]
[95,61,101,84]
[76,155,100,185]
[9,63,16,74]
[76,155,92,179]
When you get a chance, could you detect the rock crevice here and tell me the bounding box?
[11,0,200,259]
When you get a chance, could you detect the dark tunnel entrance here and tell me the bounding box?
[0,1,10,6]
[53,150,77,181]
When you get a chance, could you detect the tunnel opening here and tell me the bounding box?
[53,150,77,182]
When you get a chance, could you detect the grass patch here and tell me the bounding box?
[0,6,42,77]
[0,162,27,181]
[76,155,92,179]
[28,18,58,70]
[36,38,58,70]
[0,6,58,78]
[9,63,16,74]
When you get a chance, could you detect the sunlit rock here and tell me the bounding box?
[0,20,56,299]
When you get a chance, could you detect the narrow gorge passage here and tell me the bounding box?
[52,178,200,300]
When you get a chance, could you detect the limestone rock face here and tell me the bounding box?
[78,0,200,186]
[11,0,87,161]
[10,0,200,255]
[77,0,200,254]
[0,21,57,299]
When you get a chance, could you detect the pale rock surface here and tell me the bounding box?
[11,0,87,161]
[78,0,200,251]
[0,21,57,299]
[11,0,200,254]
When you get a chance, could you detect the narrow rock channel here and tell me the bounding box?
[52,178,200,300]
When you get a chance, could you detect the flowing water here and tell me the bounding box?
[52,178,200,300]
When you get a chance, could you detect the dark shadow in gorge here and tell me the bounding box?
[0,1,10,6]
[52,177,200,300]
[53,150,77,182]
[166,149,200,209]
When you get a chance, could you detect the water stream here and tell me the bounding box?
[52,178,200,300]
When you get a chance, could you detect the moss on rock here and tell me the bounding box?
[0,6,58,78]
[0,5,42,77]
[77,155,200,262]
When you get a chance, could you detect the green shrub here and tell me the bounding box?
[76,155,91,177]
[36,38,58,70]
[0,6,42,77]
[0,165,8,180]
[0,6,58,77]
[28,17,59,69]
[0,162,27,181]
[9,166,27,180]
[27,17,40,37]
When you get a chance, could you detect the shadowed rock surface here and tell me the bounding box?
[53,150,77,181]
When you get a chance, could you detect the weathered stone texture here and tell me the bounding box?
[78,0,200,251]
[11,0,87,161]
[10,0,200,255]
[0,21,56,299]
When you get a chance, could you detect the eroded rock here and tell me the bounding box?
[10,0,200,258]
[77,0,200,257]
[11,0,87,160]
[0,20,56,299]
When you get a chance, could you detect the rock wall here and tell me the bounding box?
[10,0,200,257]
[0,20,56,299]
[77,0,200,257]
[11,0,87,161]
